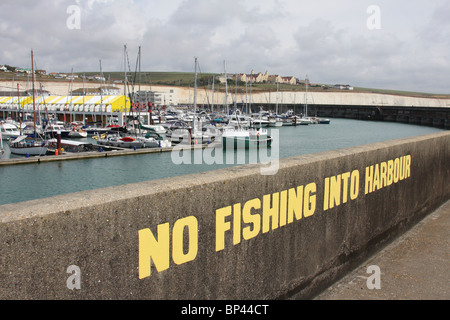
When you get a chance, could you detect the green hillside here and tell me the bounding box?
[1,69,449,98]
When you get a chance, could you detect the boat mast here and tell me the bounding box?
[138,46,141,99]
[99,60,103,125]
[137,46,141,134]
[17,84,22,135]
[124,45,128,124]
[31,49,37,137]
[193,57,198,112]
[69,67,74,123]
[211,75,215,113]
[276,81,279,116]
[224,60,228,114]
[305,75,308,117]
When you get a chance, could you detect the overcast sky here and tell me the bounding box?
[1,0,449,93]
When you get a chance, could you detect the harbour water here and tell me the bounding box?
[0,119,444,206]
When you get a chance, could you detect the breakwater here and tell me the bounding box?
[3,80,450,108]
[2,81,450,130]
[1,131,449,299]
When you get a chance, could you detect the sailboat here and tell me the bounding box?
[8,135,48,156]
[8,50,48,156]
[250,110,271,128]
[219,61,272,149]
[269,82,284,127]
[1,122,21,140]
[301,76,330,124]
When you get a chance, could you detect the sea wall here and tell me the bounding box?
[1,131,449,299]
[3,80,450,107]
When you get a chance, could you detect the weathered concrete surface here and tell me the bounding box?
[315,199,450,300]
[0,131,449,300]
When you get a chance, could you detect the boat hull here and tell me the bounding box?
[68,130,88,138]
[9,146,48,156]
[222,135,272,149]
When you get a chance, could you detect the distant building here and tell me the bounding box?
[133,90,176,107]
[217,74,232,84]
[268,74,282,84]
[281,76,297,85]
[94,75,106,82]
[334,84,354,90]
[234,70,269,83]
[54,73,67,79]
[233,70,299,85]
[16,68,32,74]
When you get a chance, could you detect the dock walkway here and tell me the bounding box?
[0,142,214,166]
[315,199,450,300]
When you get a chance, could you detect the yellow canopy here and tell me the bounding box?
[0,95,131,112]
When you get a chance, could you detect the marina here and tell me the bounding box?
[0,118,444,206]
[2,2,450,302]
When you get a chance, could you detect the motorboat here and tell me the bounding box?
[97,134,145,149]
[318,118,331,124]
[227,112,251,128]
[268,118,283,127]
[250,113,271,128]
[302,116,318,124]
[68,127,88,138]
[166,120,192,145]
[81,125,111,135]
[136,132,171,148]
[1,122,21,140]
[138,122,167,134]
[290,116,311,125]
[47,138,96,153]
[44,121,71,138]
[191,124,221,145]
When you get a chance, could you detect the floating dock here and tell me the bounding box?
[0,143,214,167]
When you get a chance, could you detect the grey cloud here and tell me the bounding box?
[0,1,449,93]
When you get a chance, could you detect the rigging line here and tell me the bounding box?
[196,60,211,108]
[133,49,139,90]
[125,48,135,103]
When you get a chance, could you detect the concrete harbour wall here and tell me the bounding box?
[0,131,449,299]
[3,80,450,107]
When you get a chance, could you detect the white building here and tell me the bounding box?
[133,90,177,107]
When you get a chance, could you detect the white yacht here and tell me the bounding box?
[222,127,272,149]
[0,122,21,140]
